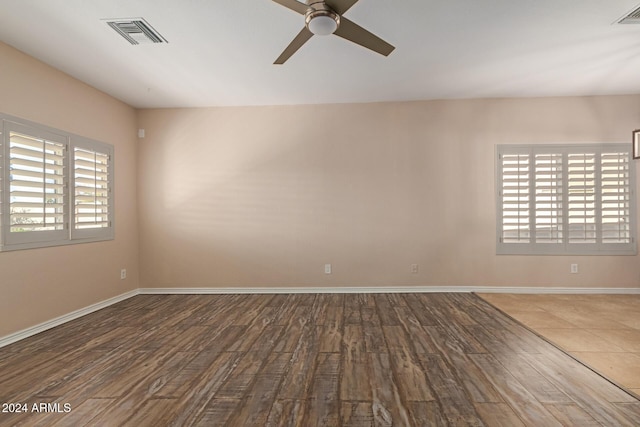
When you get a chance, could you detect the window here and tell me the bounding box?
[0,115,114,251]
[496,144,636,255]
[71,144,113,240]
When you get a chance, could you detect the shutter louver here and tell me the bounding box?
[0,125,3,242]
[567,153,596,243]
[501,153,530,243]
[74,147,110,229]
[534,153,563,243]
[9,131,65,233]
[0,124,5,244]
[601,152,631,244]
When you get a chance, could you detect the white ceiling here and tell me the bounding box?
[1,0,640,109]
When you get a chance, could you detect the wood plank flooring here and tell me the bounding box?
[1,293,639,426]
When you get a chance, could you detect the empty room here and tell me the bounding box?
[2,0,640,425]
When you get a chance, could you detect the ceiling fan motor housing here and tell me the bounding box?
[305,1,340,35]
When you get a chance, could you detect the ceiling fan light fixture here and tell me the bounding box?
[305,5,340,36]
[272,0,394,64]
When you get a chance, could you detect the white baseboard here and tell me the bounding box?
[3,285,639,348]
[475,286,640,294]
[0,289,139,348]
[139,286,640,295]
[139,286,479,294]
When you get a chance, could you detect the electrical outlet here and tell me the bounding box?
[324,264,332,274]
[120,269,127,280]
[570,264,578,274]
[411,264,419,274]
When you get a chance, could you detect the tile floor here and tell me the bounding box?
[478,293,640,397]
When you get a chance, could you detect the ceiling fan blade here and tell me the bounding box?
[272,0,309,15]
[334,17,394,56]
[274,27,314,64]
[325,0,360,15]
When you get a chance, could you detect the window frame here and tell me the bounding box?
[496,143,636,256]
[0,114,114,251]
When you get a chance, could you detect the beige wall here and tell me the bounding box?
[0,42,139,336]
[138,96,640,289]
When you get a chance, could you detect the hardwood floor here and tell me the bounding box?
[1,293,639,426]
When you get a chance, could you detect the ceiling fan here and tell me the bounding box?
[272,0,395,64]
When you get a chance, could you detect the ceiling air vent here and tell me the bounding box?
[618,5,640,24]
[104,18,168,45]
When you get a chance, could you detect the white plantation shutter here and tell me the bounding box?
[497,144,636,255]
[3,122,68,246]
[500,151,530,244]
[534,153,563,244]
[0,124,3,244]
[567,152,596,245]
[601,152,631,245]
[71,140,113,240]
[1,115,114,251]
